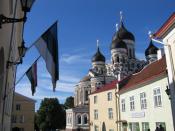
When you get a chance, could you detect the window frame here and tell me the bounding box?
[153,87,162,107]
[107,92,112,101]
[108,108,113,119]
[130,96,135,111]
[140,92,147,109]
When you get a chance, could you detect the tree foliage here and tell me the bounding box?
[64,96,74,109]
[36,98,66,130]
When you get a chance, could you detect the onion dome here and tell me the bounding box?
[145,40,159,56]
[92,47,105,62]
[80,75,91,82]
[117,22,135,41]
[110,36,127,50]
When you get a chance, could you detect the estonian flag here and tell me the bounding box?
[26,62,37,96]
[35,22,59,91]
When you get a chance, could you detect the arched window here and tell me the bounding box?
[83,114,88,124]
[77,115,81,124]
[85,90,88,101]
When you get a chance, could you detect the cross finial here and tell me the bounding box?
[116,23,119,32]
[148,30,153,39]
[97,39,99,48]
[120,11,123,22]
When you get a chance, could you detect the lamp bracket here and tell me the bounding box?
[0,14,26,28]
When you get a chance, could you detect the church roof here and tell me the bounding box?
[117,22,135,41]
[92,47,105,62]
[119,56,167,93]
[145,40,159,56]
[110,36,128,50]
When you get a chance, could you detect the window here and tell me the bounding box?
[85,90,88,101]
[108,108,113,119]
[16,104,21,111]
[11,115,17,123]
[107,92,112,101]
[109,129,114,131]
[130,96,135,111]
[83,114,88,124]
[142,122,149,131]
[94,96,97,104]
[156,122,166,131]
[94,109,98,120]
[140,92,147,109]
[154,88,162,107]
[121,99,125,112]
[129,122,140,131]
[77,115,81,124]
[19,115,24,123]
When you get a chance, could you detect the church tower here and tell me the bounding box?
[89,40,106,92]
[145,40,159,63]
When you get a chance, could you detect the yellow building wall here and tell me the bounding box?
[89,88,118,131]
[11,93,35,131]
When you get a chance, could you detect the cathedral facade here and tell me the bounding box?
[65,15,159,131]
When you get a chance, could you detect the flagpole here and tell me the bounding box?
[15,55,41,86]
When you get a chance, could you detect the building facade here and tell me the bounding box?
[89,80,119,131]
[118,57,174,131]
[0,0,27,130]
[66,15,146,131]
[11,92,35,131]
[154,12,175,129]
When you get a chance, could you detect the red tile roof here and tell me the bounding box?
[90,80,118,95]
[155,12,175,38]
[119,56,167,93]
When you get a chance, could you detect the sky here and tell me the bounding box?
[15,0,175,111]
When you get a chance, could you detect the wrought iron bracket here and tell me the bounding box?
[0,14,26,28]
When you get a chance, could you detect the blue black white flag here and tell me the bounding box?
[35,22,59,91]
[26,61,37,96]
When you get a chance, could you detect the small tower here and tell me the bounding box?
[117,11,135,59]
[90,40,106,92]
[145,40,159,63]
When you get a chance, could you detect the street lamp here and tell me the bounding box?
[0,0,35,28]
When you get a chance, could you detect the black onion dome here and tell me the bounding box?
[110,36,127,50]
[145,41,159,56]
[92,47,105,62]
[117,22,135,41]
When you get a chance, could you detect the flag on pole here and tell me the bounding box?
[26,61,37,96]
[35,22,59,91]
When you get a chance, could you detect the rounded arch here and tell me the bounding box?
[82,113,88,125]
[76,113,82,125]
[102,122,106,131]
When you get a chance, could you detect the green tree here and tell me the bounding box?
[64,96,74,109]
[36,98,66,130]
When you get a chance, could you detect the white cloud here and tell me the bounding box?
[60,54,90,64]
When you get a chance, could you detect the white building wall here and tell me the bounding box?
[120,75,174,131]
[162,27,175,129]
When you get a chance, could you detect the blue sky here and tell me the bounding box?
[15,0,174,110]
